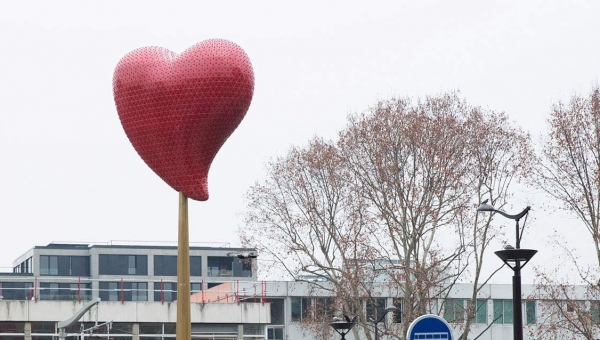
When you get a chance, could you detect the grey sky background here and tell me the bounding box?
[1,2,599,283]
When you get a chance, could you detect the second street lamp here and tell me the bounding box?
[330,315,357,340]
[371,305,399,340]
[477,202,537,340]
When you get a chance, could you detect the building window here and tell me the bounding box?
[39,282,91,301]
[366,298,386,322]
[99,282,120,301]
[131,282,148,301]
[314,297,334,318]
[154,255,177,276]
[191,282,202,295]
[31,322,55,334]
[592,301,600,324]
[154,282,176,302]
[392,298,403,323]
[128,256,137,275]
[100,281,147,301]
[0,282,33,300]
[267,327,284,340]
[13,257,32,274]
[99,255,147,275]
[39,256,90,276]
[190,256,202,276]
[207,257,233,277]
[40,256,58,275]
[525,300,536,324]
[472,299,487,324]
[493,299,513,324]
[291,297,311,322]
[0,322,25,333]
[444,299,465,323]
[268,299,285,325]
[232,258,252,277]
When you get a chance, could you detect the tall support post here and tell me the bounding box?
[513,269,523,340]
[176,192,191,340]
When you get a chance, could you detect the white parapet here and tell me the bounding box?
[0,300,270,324]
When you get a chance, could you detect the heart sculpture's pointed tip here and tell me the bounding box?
[185,181,210,202]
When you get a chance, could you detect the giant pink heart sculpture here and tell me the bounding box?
[113,39,254,201]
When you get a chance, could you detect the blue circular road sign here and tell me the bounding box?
[406,314,453,340]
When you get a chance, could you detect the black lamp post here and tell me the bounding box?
[330,315,357,340]
[371,305,399,340]
[477,202,537,340]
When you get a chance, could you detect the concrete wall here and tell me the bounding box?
[0,300,270,324]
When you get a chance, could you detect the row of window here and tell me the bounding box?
[289,297,537,325]
[37,255,252,277]
[443,299,536,325]
[291,297,403,323]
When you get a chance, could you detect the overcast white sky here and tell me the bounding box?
[1,2,599,283]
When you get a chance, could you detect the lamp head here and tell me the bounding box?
[384,305,399,313]
[477,203,497,212]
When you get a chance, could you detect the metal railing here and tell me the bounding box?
[0,276,268,305]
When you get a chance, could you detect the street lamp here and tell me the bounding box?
[477,202,537,340]
[330,315,357,340]
[371,305,399,340]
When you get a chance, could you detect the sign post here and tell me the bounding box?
[406,314,454,340]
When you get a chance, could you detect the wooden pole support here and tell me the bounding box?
[176,191,191,340]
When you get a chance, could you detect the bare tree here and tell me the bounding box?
[530,86,600,339]
[458,107,534,339]
[530,260,600,340]
[241,93,532,339]
[535,86,600,267]
[241,137,374,339]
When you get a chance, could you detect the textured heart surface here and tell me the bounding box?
[113,39,254,201]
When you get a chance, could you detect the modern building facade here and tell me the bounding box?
[0,242,596,340]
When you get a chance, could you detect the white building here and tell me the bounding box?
[0,242,596,340]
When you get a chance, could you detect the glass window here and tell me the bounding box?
[232,258,252,277]
[163,324,175,335]
[592,301,600,324]
[40,256,90,276]
[99,282,120,301]
[111,323,132,334]
[31,323,55,334]
[267,327,284,340]
[0,322,25,333]
[291,297,310,322]
[268,299,285,325]
[525,300,536,324]
[154,256,177,276]
[190,256,202,276]
[99,255,147,275]
[493,299,513,324]
[0,282,33,300]
[207,257,233,277]
[472,299,487,324]
[191,283,202,294]
[243,324,264,335]
[128,256,137,275]
[69,256,91,276]
[314,297,334,318]
[131,282,148,301]
[139,323,162,335]
[40,256,58,275]
[366,298,386,322]
[392,298,403,323]
[154,282,176,302]
[444,299,465,323]
[13,257,33,274]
